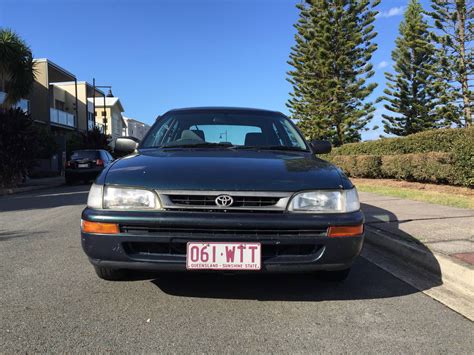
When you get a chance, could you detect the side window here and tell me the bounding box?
[281,123,299,147]
[271,123,285,146]
[150,118,179,146]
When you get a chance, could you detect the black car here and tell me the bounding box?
[81,107,364,281]
[65,149,114,184]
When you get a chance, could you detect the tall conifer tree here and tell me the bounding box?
[287,0,379,146]
[380,0,440,136]
[430,0,473,127]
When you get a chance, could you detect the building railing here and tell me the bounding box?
[0,91,30,112]
[50,108,75,128]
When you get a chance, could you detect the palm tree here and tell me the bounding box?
[0,28,36,108]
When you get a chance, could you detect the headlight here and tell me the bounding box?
[288,188,360,213]
[87,184,103,209]
[87,184,161,210]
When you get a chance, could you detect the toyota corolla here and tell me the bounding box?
[81,107,364,281]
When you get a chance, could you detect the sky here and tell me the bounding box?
[0,0,432,140]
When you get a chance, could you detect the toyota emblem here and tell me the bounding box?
[215,194,234,207]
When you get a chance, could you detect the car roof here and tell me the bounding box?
[163,106,283,116]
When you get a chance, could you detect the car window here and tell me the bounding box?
[141,112,308,150]
[193,124,262,145]
[71,151,99,160]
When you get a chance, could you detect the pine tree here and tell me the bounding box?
[287,0,380,146]
[380,0,440,136]
[430,0,473,127]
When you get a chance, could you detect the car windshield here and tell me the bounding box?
[141,111,308,151]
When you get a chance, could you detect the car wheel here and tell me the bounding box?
[93,266,125,281]
[319,268,351,282]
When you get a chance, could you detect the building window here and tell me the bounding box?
[55,100,65,111]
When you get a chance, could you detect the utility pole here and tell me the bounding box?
[93,79,113,133]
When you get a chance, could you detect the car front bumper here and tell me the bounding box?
[81,208,364,273]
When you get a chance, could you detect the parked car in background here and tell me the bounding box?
[81,107,364,281]
[65,149,114,184]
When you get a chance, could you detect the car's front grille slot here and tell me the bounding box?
[120,225,327,238]
[168,195,280,207]
[123,241,321,258]
[157,190,292,212]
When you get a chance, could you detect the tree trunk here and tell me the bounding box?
[457,1,472,126]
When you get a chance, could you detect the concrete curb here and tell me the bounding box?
[0,182,65,196]
[364,225,474,320]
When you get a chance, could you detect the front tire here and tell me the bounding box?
[319,268,351,282]
[94,266,125,281]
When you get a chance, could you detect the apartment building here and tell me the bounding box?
[51,81,104,133]
[2,57,129,170]
[87,97,126,145]
[28,59,78,132]
[123,116,150,140]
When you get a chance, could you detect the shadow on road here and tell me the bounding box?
[0,185,90,212]
[361,202,442,282]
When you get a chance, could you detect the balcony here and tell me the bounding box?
[50,108,75,128]
[0,91,30,112]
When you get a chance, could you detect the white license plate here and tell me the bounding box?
[186,242,261,270]
[78,163,89,168]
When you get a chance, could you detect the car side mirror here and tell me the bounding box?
[115,137,140,155]
[310,140,332,154]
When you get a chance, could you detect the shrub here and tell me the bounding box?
[0,108,57,187]
[331,155,381,178]
[324,128,473,187]
[352,155,382,178]
[330,127,474,156]
[381,153,457,184]
[66,127,111,158]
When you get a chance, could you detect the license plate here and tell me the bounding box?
[186,242,261,270]
[78,163,89,168]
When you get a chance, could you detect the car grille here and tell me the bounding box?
[157,190,292,212]
[120,225,327,238]
[123,241,322,258]
[168,195,280,207]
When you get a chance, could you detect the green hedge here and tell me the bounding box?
[325,128,473,187]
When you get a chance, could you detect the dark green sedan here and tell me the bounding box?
[81,107,364,281]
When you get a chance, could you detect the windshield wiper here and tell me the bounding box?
[161,142,234,149]
[235,145,308,152]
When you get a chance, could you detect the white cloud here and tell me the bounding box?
[377,6,405,18]
[377,60,389,69]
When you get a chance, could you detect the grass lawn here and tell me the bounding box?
[353,178,474,210]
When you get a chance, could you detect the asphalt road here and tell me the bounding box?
[1,185,473,353]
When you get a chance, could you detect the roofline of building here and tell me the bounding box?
[34,58,76,79]
[123,117,149,126]
[51,81,105,95]
[87,97,125,112]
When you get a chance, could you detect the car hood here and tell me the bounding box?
[102,149,350,191]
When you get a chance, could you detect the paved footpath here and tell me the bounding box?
[359,192,474,266]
